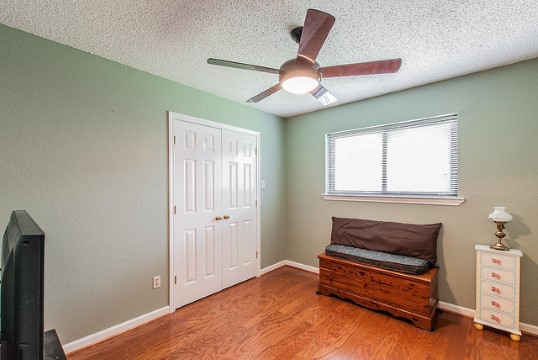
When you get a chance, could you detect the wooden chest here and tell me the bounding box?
[318,252,439,330]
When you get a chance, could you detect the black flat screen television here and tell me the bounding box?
[1,210,45,360]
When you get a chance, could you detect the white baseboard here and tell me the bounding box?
[261,260,319,275]
[438,301,475,318]
[260,260,287,275]
[283,260,320,274]
[64,261,538,353]
[520,321,538,336]
[63,306,170,354]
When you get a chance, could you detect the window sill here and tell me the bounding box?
[321,194,465,206]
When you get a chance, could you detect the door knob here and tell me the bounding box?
[214,216,222,221]
[223,215,230,220]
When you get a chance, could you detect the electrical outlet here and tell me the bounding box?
[153,275,161,289]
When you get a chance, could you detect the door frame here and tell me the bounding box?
[167,111,261,312]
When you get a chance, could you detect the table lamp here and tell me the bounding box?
[488,207,512,251]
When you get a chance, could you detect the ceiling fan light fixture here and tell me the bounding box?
[279,66,321,94]
[207,9,400,105]
[281,75,319,94]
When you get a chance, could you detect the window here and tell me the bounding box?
[325,114,463,205]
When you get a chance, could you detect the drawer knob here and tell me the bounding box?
[491,300,500,309]
[492,258,501,265]
[491,315,500,323]
[491,272,501,280]
[491,286,501,294]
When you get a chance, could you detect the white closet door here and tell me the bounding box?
[173,121,223,309]
[221,130,258,288]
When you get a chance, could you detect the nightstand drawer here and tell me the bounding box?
[479,308,515,329]
[480,266,515,284]
[480,252,515,270]
[480,280,515,300]
[480,294,515,315]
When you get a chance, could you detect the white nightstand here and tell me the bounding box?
[474,244,523,341]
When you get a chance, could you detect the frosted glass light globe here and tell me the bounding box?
[488,207,512,222]
[281,76,319,94]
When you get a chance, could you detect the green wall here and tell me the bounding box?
[2,21,537,346]
[286,58,538,326]
[0,24,287,343]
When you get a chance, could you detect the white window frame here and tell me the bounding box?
[323,114,464,206]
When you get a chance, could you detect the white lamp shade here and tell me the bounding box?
[488,207,513,222]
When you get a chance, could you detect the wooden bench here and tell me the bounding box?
[318,252,439,330]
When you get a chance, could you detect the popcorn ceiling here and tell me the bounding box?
[1,0,537,117]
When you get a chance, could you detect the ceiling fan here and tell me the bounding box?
[207,9,402,106]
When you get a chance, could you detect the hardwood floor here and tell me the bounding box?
[68,266,538,360]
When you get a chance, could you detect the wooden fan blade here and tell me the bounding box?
[246,84,282,103]
[310,85,337,106]
[296,9,335,66]
[320,58,402,78]
[207,58,280,74]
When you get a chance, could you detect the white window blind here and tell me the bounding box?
[326,114,458,197]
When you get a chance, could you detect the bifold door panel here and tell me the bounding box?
[173,120,258,309]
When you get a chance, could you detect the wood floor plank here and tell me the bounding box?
[68,266,538,360]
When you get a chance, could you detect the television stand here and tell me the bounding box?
[44,329,66,360]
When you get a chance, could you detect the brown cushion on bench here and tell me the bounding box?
[330,217,441,265]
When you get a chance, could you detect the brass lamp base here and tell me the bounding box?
[490,241,510,251]
[490,221,510,251]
